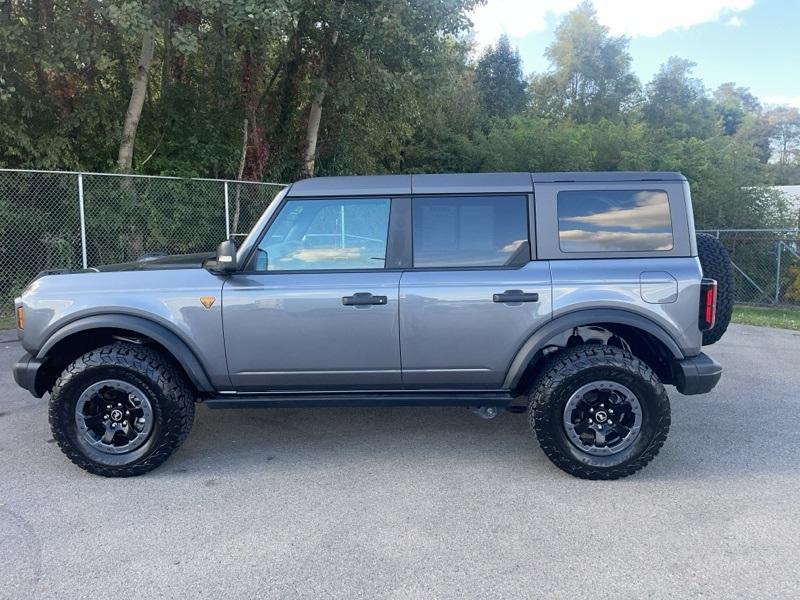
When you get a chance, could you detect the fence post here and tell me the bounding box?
[77,173,88,269]
[775,241,782,304]
[223,181,231,239]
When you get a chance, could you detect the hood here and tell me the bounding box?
[95,252,214,272]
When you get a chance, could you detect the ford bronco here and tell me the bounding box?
[12,172,733,479]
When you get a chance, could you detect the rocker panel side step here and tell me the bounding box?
[205,391,514,409]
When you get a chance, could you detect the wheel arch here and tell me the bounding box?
[504,309,684,392]
[35,315,215,395]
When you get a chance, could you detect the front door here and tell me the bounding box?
[223,196,401,391]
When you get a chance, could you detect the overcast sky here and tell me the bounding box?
[470,0,799,107]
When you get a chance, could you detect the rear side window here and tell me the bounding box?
[557,190,673,253]
[412,195,529,268]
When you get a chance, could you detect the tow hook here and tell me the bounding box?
[470,406,499,419]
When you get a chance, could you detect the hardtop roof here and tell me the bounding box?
[285,171,687,197]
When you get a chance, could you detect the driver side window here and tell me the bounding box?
[253,198,391,271]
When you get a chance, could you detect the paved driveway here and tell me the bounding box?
[1,324,799,599]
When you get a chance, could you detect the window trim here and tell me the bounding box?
[239,192,536,275]
[409,193,533,271]
[240,195,394,273]
[555,188,675,254]
[534,181,692,261]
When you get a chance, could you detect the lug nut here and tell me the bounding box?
[590,408,594,412]
[589,418,593,424]
[104,414,109,419]
[609,409,614,414]
[608,421,613,425]
[125,411,130,416]
[123,421,127,426]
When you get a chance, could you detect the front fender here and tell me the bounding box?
[37,314,215,392]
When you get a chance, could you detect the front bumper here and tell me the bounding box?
[13,352,47,397]
[673,352,722,395]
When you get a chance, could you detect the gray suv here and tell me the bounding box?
[12,172,733,479]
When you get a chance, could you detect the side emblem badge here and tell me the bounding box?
[200,296,216,309]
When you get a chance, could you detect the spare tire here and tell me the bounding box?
[696,233,734,345]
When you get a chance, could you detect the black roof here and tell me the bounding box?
[285,171,686,197]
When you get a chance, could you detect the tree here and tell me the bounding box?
[767,106,800,165]
[714,82,761,136]
[474,35,527,119]
[643,57,718,139]
[766,105,800,184]
[301,2,345,178]
[117,14,156,172]
[529,1,639,123]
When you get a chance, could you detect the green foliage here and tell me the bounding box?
[474,35,528,119]
[643,57,719,139]
[529,1,639,123]
[0,0,798,226]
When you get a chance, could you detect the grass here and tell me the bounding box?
[0,313,18,331]
[731,304,800,331]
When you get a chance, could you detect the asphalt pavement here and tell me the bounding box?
[1,324,799,599]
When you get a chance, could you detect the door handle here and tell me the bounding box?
[493,290,539,303]
[342,292,388,306]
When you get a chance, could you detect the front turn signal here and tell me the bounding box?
[16,306,24,330]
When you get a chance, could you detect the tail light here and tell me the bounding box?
[699,278,717,331]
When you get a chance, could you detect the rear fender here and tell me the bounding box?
[503,309,685,390]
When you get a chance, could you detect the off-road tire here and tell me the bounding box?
[529,345,670,480]
[49,343,195,477]
[696,233,734,345]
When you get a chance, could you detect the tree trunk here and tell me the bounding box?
[300,5,344,178]
[231,118,248,236]
[301,81,327,178]
[117,26,156,172]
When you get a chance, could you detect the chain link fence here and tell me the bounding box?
[0,169,285,320]
[3,168,799,323]
[700,229,800,307]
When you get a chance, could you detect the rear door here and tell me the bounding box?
[223,196,402,391]
[399,193,552,388]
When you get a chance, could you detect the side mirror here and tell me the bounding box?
[205,239,238,274]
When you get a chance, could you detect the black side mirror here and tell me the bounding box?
[205,239,238,274]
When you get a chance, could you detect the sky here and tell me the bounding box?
[470,0,800,107]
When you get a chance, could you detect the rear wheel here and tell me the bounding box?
[696,233,734,345]
[529,345,670,480]
[49,343,195,477]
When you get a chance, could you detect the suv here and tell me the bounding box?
[12,172,732,479]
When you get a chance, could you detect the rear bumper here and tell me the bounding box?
[13,352,47,397]
[673,352,722,395]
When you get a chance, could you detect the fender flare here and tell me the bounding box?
[37,314,215,392]
[502,308,685,389]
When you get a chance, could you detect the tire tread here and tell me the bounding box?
[49,343,195,477]
[697,233,734,345]
[528,345,670,480]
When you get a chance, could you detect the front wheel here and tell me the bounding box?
[49,343,195,477]
[529,345,670,480]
